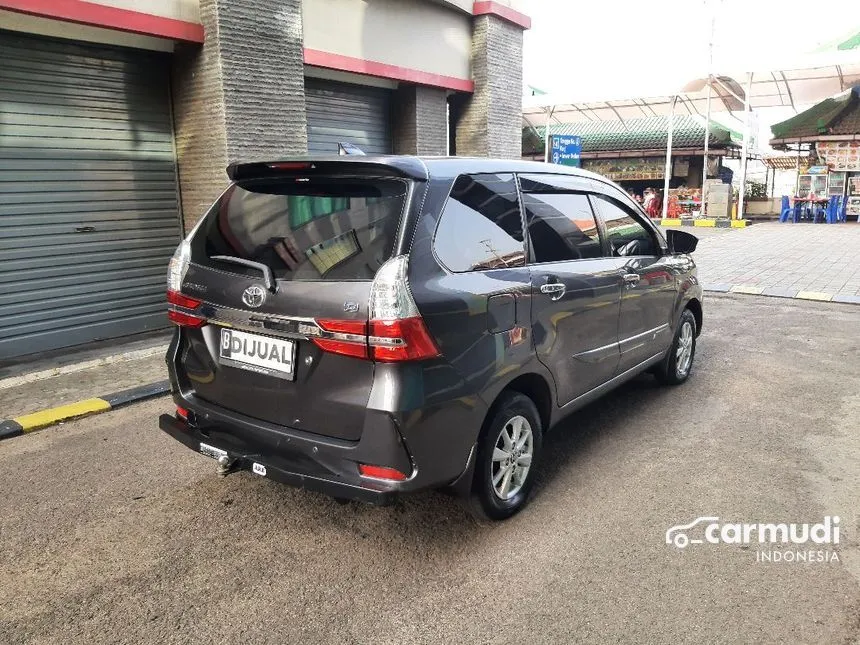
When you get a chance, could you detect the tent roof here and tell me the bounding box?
[770,87,860,145]
[523,56,860,129]
[762,154,811,170]
[523,115,740,156]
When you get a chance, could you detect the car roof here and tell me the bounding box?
[227,155,609,185]
[418,156,606,182]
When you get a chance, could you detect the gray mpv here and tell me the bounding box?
[159,156,703,520]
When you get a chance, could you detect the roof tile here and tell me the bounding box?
[525,115,738,154]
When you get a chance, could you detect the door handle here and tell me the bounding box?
[623,273,640,288]
[540,282,566,301]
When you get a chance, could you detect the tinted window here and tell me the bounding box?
[434,174,525,272]
[521,193,602,263]
[592,194,657,257]
[191,177,407,281]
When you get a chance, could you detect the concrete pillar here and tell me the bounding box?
[171,0,307,231]
[455,14,525,159]
[392,84,448,156]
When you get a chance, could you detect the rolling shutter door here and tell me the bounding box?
[0,32,181,360]
[305,78,392,156]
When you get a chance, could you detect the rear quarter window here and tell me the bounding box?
[433,174,525,272]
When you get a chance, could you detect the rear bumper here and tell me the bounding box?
[161,329,488,502]
[159,413,399,505]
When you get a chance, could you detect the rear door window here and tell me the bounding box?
[190,178,408,281]
[521,192,603,263]
[434,174,525,272]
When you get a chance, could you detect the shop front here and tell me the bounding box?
[814,143,860,218]
[522,115,740,217]
[769,86,860,221]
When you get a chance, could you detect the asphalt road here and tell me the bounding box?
[1,295,859,644]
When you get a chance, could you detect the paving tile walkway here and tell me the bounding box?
[690,222,860,303]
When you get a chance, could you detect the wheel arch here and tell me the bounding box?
[484,372,553,437]
[685,297,703,337]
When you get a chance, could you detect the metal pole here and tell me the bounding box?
[702,5,715,208]
[446,101,450,156]
[771,163,776,198]
[662,96,676,219]
[737,72,753,220]
[702,79,712,214]
[544,106,553,163]
[795,146,801,196]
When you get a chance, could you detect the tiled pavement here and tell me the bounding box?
[689,222,860,304]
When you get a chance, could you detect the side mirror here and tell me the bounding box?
[666,229,698,254]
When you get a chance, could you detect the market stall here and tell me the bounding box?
[770,86,860,221]
[521,115,740,214]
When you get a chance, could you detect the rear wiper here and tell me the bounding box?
[211,255,275,291]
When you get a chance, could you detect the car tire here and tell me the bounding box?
[468,392,543,521]
[654,308,697,386]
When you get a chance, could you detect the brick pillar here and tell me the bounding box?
[455,14,524,159]
[392,85,448,156]
[171,0,307,231]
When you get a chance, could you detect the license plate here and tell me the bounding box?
[199,442,227,460]
[219,328,295,380]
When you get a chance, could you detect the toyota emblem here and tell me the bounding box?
[242,285,267,308]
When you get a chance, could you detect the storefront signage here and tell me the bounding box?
[550,135,581,167]
[581,157,665,181]
[817,142,860,172]
[807,165,829,175]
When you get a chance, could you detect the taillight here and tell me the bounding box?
[176,406,189,420]
[167,290,202,309]
[167,289,205,327]
[167,240,191,292]
[313,319,368,359]
[168,310,206,328]
[369,317,439,362]
[311,256,439,363]
[359,464,409,481]
[268,161,313,171]
[367,255,439,362]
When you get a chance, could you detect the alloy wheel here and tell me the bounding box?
[676,321,694,378]
[491,415,534,501]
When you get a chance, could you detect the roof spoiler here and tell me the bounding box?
[226,156,428,182]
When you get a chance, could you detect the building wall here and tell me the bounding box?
[170,2,228,231]
[303,0,472,83]
[456,14,523,158]
[3,0,528,229]
[172,0,307,231]
[84,0,200,22]
[0,8,177,51]
[216,0,307,162]
[392,85,448,156]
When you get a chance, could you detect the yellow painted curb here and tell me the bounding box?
[693,219,717,227]
[730,285,764,295]
[15,398,111,433]
[795,291,833,302]
[659,219,682,226]
[730,220,750,228]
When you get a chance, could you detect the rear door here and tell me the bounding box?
[178,172,411,441]
[519,175,623,406]
[590,189,676,372]
[427,173,532,388]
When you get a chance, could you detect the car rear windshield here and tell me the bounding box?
[190,177,409,281]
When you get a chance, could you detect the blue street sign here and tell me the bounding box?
[550,135,581,167]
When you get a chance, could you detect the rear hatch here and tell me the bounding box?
[171,166,412,441]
